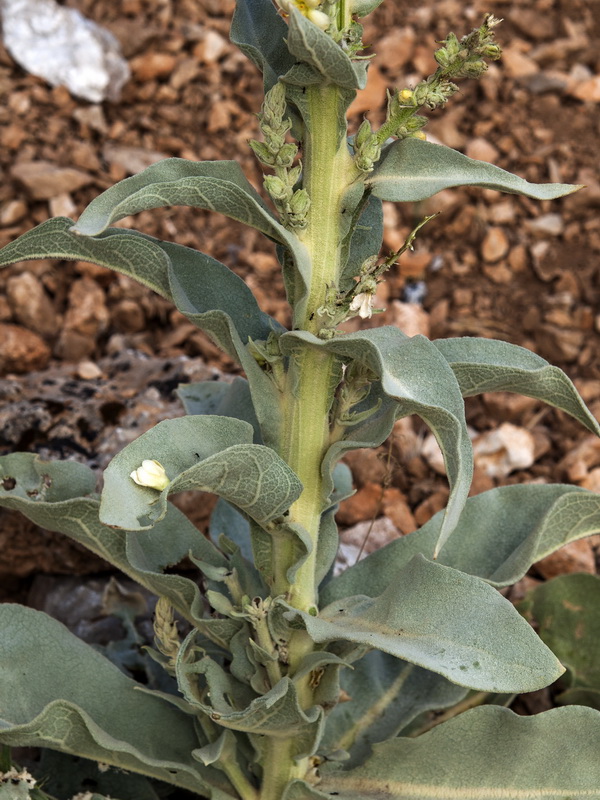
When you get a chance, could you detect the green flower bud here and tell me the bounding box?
[249,139,276,166]
[289,188,310,216]
[274,142,298,168]
[264,175,290,202]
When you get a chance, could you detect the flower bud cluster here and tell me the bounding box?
[353,119,382,173]
[375,15,502,145]
[249,83,310,229]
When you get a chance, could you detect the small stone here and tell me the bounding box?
[501,46,539,79]
[343,449,389,487]
[0,199,28,226]
[481,227,510,263]
[193,30,228,64]
[11,161,93,200]
[387,301,430,337]
[414,490,448,527]
[6,272,60,337]
[72,105,108,134]
[336,482,382,526]
[465,137,499,163]
[111,299,146,333]
[131,52,177,80]
[580,467,600,493]
[102,144,168,176]
[49,193,77,218]
[535,538,596,580]
[76,360,103,380]
[508,244,528,273]
[568,75,600,103]
[525,213,564,236]
[381,488,416,534]
[377,27,416,72]
[0,323,51,374]
[63,278,110,338]
[509,9,555,41]
[340,516,401,556]
[473,423,536,479]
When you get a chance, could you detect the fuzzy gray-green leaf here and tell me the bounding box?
[286,7,363,90]
[324,484,600,603]
[520,573,600,705]
[100,416,302,531]
[0,605,232,797]
[281,329,472,555]
[368,138,583,202]
[309,706,600,799]
[291,555,563,692]
[0,217,173,299]
[322,651,467,766]
[0,453,225,627]
[436,336,600,435]
[231,0,296,92]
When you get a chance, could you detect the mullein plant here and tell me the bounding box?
[1,0,600,797]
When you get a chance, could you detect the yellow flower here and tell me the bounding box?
[130,460,170,491]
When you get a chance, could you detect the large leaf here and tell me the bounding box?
[281,329,472,555]
[286,555,563,692]
[324,484,600,603]
[0,453,223,627]
[288,706,600,799]
[321,651,467,766]
[286,7,365,90]
[0,605,233,798]
[177,377,261,442]
[69,158,312,314]
[339,193,384,292]
[0,217,173,299]
[100,416,302,530]
[435,337,600,435]
[520,573,600,709]
[368,138,583,202]
[231,0,295,92]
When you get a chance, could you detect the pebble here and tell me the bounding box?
[501,46,539,79]
[535,538,596,580]
[76,360,103,380]
[49,193,77,218]
[376,26,416,72]
[193,30,229,64]
[0,323,51,374]
[472,423,536,479]
[387,301,430,337]
[6,272,60,337]
[0,199,28,226]
[481,227,510,263]
[336,481,382,526]
[130,52,178,81]
[11,161,93,200]
[568,75,600,103]
[465,137,499,164]
[525,213,564,236]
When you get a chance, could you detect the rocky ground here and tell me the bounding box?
[1,0,600,612]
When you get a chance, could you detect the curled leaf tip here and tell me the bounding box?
[130,459,170,491]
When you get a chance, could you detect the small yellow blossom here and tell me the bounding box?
[130,459,170,491]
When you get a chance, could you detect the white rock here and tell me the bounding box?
[473,423,536,479]
[1,0,130,102]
